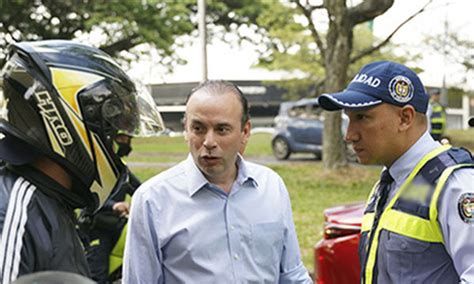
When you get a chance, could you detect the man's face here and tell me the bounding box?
[344,104,401,166]
[184,91,250,183]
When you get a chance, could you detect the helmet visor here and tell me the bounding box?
[0,58,35,121]
[100,81,165,137]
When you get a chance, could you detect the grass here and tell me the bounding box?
[271,163,379,270]
[125,133,390,274]
[446,128,474,151]
[244,133,275,157]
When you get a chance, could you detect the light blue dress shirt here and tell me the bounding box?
[123,154,312,283]
[379,131,474,283]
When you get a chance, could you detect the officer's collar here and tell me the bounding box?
[388,131,440,186]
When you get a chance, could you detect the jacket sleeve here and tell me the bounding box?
[0,177,38,283]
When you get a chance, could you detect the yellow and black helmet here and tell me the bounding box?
[0,40,164,210]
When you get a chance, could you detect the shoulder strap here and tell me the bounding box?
[419,147,473,185]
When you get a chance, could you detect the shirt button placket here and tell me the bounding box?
[225,196,241,281]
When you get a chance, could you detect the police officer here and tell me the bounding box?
[428,89,447,141]
[0,40,164,282]
[318,61,474,283]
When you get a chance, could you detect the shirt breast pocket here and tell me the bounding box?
[384,231,430,253]
[250,222,284,267]
[382,231,430,278]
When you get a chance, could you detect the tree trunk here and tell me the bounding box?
[322,0,352,169]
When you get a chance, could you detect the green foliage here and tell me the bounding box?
[348,25,412,79]
[0,0,195,65]
[252,1,325,99]
[197,1,412,101]
[256,20,412,99]
[424,30,474,88]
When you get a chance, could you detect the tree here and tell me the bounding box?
[298,0,396,169]
[425,30,474,89]
[212,0,432,169]
[0,0,196,66]
[0,0,270,72]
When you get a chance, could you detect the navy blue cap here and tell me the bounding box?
[318,61,429,113]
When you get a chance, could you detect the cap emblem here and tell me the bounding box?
[388,75,414,103]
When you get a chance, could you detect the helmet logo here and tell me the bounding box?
[35,91,73,146]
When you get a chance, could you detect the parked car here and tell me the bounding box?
[271,98,354,160]
[313,202,364,284]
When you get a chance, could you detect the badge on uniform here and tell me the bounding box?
[458,193,474,224]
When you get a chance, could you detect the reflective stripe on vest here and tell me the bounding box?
[362,145,451,284]
[430,104,446,135]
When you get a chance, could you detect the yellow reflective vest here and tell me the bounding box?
[430,102,446,136]
[360,145,473,283]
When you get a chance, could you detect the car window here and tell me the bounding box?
[288,105,306,118]
[288,103,322,120]
[307,104,323,120]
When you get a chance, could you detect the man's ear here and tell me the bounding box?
[242,120,251,144]
[239,120,251,155]
[399,105,416,131]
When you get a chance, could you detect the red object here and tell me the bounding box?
[314,203,365,284]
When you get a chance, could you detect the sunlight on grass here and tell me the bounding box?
[447,128,474,151]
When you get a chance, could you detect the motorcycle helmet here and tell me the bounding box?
[0,40,164,210]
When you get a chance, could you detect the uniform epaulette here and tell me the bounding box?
[420,147,473,185]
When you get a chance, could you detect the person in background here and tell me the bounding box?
[81,133,140,283]
[123,80,312,283]
[0,40,164,283]
[428,89,447,141]
[318,60,474,283]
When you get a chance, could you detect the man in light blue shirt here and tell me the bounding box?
[123,80,312,283]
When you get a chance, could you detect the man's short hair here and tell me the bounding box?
[186,80,250,127]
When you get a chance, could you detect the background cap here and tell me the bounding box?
[318,61,429,113]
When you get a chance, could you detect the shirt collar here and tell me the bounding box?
[185,154,258,197]
[388,131,441,186]
[235,154,259,188]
